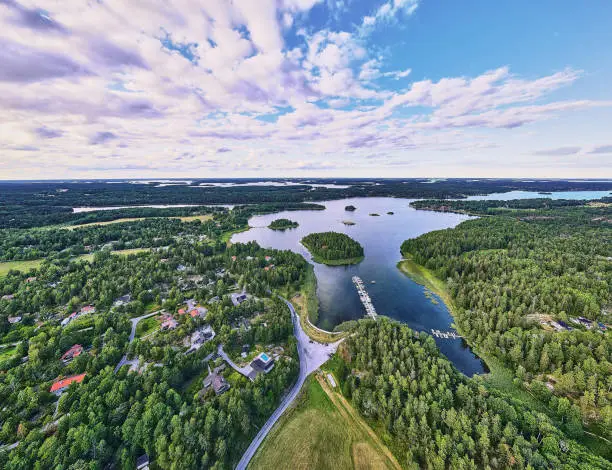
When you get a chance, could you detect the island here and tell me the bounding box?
[342,220,355,226]
[301,231,364,265]
[268,218,299,230]
[387,211,394,215]
[344,205,357,211]
[369,213,380,216]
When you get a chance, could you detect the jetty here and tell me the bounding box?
[430,329,462,340]
[352,276,377,320]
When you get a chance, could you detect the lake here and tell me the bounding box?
[232,197,487,376]
[464,190,611,201]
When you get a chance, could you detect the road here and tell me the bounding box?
[235,297,343,470]
[114,311,160,373]
[218,344,253,380]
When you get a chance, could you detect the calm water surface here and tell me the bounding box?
[232,197,487,376]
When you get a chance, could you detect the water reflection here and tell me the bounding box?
[232,197,487,376]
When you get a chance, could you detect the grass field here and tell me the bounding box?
[0,346,17,361]
[0,259,44,277]
[136,316,159,338]
[250,374,401,470]
[65,214,213,229]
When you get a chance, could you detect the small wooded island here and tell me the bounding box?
[268,218,299,230]
[344,205,357,211]
[301,231,364,265]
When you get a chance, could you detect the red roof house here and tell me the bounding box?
[61,344,84,362]
[50,373,86,394]
[178,308,186,315]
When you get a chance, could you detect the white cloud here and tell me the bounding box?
[0,0,609,179]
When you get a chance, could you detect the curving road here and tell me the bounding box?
[235,297,342,470]
[114,311,160,373]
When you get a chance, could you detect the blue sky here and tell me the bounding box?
[1,0,611,178]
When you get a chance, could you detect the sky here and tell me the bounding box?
[1,0,611,179]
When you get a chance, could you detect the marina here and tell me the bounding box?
[431,329,462,340]
[352,276,378,320]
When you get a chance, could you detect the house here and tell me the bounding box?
[80,305,96,315]
[161,316,178,330]
[50,373,86,395]
[114,294,131,307]
[250,352,274,374]
[25,277,37,283]
[177,308,187,315]
[241,344,250,359]
[190,307,208,318]
[231,292,248,306]
[231,255,237,261]
[213,375,230,395]
[8,316,22,324]
[136,454,150,470]
[209,296,220,304]
[61,344,84,363]
[185,298,197,310]
[203,364,226,388]
[1,294,14,301]
[265,256,272,262]
[177,264,187,272]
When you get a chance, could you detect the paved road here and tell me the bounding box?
[218,344,253,380]
[235,297,342,470]
[115,311,160,373]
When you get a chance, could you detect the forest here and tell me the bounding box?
[2,179,610,228]
[336,320,611,469]
[401,200,612,440]
[301,231,364,265]
[268,218,299,230]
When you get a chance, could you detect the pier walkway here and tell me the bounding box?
[352,276,377,320]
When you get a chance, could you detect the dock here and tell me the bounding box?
[352,276,377,320]
[430,329,462,340]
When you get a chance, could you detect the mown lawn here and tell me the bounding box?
[136,317,159,338]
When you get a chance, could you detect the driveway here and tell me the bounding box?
[235,296,343,470]
[115,311,160,373]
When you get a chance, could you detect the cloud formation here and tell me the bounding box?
[0,0,610,178]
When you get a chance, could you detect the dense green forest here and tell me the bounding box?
[268,218,299,230]
[301,232,364,265]
[2,179,610,228]
[336,320,611,469]
[401,201,612,439]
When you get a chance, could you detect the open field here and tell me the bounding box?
[0,346,17,361]
[136,316,159,338]
[0,259,44,277]
[64,214,212,230]
[250,374,401,470]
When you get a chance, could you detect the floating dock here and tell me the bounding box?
[430,329,462,340]
[352,276,377,320]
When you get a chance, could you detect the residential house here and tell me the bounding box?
[8,316,22,324]
[213,375,230,395]
[61,344,84,363]
[1,294,14,301]
[114,294,131,307]
[231,292,248,306]
[80,305,96,315]
[25,277,37,283]
[136,454,150,470]
[250,352,274,374]
[50,373,86,395]
[161,316,178,330]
